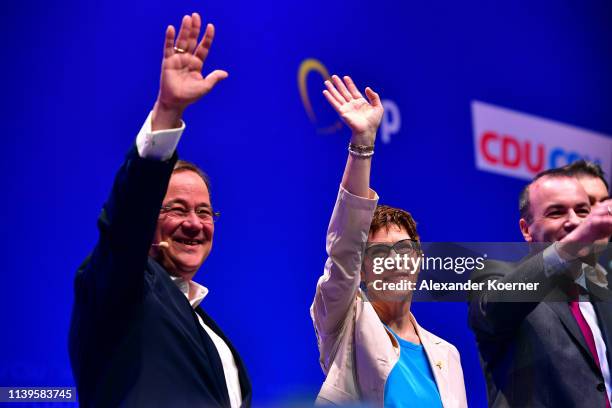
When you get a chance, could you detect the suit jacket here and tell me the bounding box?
[69,147,252,407]
[468,252,612,407]
[310,187,467,407]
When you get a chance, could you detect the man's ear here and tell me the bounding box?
[519,218,533,242]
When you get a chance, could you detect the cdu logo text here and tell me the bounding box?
[472,101,612,181]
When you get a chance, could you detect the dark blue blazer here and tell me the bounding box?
[69,147,251,407]
[469,253,612,407]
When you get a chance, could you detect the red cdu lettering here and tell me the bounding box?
[502,136,521,168]
[481,131,499,164]
[524,141,545,174]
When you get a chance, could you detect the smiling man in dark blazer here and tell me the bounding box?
[69,13,251,407]
[469,165,612,407]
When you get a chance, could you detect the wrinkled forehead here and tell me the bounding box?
[529,176,588,210]
[368,223,412,243]
[164,171,211,206]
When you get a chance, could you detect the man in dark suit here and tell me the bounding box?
[469,164,612,407]
[69,13,251,407]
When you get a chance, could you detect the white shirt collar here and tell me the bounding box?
[170,276,209,308]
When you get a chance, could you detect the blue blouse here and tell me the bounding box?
[384,327,443,408]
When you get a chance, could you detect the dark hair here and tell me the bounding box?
[173,160,212,197]
[563,160,609,191]
[369,205,420,242]
[519,160,608,224]
[519,167,569,224]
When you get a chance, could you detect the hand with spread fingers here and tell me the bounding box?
[153,12,228,130]
[323,75,384,146]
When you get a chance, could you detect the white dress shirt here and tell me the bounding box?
[577,264,612,404]
[545,246,612,403]
[135,112,243,408]
[171,277,243,408]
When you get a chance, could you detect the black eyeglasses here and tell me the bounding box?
[364,239,421,259]
[160,205,221,223]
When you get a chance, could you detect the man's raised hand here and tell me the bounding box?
[557,198,612,261]
[153,13,228,130]
[323,75,384,146]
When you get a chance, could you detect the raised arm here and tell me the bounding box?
[76,12,227,308]
[470,199,612,338]
[311,76,383,361]
[323,75,383,198]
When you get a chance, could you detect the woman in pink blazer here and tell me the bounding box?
[310,75,467,407]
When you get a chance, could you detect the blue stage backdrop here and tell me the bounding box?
[2,0,612,406]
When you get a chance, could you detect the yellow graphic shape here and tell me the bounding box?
[297,58,343,134]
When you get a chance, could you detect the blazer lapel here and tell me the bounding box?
[412,315,454,408]
[545,295,600,374]
[150,261,233,406]
[589,278,612,374]
[195,307,252,407]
